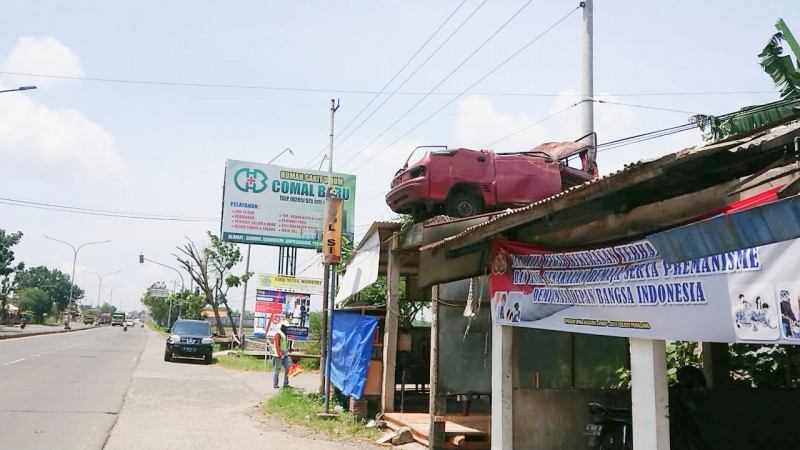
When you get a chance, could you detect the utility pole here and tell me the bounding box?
[321,98,340,411]
[581,0,595,159]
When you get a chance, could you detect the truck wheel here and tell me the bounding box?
[164,351,172,362]
[445,193,483,218]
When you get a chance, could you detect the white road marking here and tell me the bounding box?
[4,358,26,365]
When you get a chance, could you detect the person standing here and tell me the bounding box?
[273,321,291,389]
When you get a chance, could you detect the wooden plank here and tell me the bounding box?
[381,237,400,412]
[384,413,490,436]
[429,284,446,449]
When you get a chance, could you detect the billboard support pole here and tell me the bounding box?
[238,244,251,345]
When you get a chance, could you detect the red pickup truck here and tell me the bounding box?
[386,140,598,219]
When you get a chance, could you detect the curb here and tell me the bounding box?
[0,325,98,340]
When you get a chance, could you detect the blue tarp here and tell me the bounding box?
[328,312,378,400]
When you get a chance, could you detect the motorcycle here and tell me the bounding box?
[585,366,708,450]
[123,324,128,332]
[585,403,632,450]
[19,318,26,330]
[141,322,144,328]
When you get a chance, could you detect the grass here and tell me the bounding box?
[215,352,273,371]
[263,388,380,442]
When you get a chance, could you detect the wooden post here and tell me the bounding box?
[381,234,400,413]
[491,322,513,449]
[630,338,670,450]
[428,284,446,449]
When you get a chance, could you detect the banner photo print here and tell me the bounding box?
[489,238,800,344]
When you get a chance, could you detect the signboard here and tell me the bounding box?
[285,325,309,341]
[489,237,800,344]
[256,273,323,294]
[149,288,170,298]
[323,198,343,264]
[221,159,356,249]
[255,289,287,314]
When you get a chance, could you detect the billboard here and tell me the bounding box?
[489,237,800,344]
[221,159,356,249]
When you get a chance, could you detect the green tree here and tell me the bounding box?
[694,19,800,142]
[17,287,53,323]
[0,230,24,323]
[141,282,171,328]
[759,18,800,100]
[15,266,84,312]
[98,302,117,314]
[175,232,250,335]
[178,291,208,320]
[336,222,428,328]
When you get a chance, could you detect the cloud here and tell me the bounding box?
[2,36,84,88]
[454,94,584,152]
[0,93,126,181]
[0,37,125,182]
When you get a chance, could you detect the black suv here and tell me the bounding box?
[164,319,214,364]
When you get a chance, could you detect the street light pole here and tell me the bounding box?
[139,253,185,318]
[82,270,121,308]
[0,86,37,94]
[43,236,111,308]
[107,285,127,311]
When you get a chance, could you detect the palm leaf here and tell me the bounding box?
[759,19,800,100]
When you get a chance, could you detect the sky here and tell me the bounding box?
[1,1,798,314]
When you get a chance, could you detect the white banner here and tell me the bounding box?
[489,238,800,344]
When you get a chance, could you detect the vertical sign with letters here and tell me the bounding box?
[323,197,343,264]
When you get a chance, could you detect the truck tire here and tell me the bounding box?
[445,193,483,218]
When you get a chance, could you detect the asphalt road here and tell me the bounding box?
[0,324,145,450]
[2,325,417,450]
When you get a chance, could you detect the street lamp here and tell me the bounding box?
[43,236,111,309]
[106,285,128,311]
[267,147,293,164]
[0,86,37,94]
[82,270,121,308]
[139,253,185,320]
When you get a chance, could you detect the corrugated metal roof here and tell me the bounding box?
[421,120,800,253]
[648,193,800,264]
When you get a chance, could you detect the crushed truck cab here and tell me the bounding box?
[385,140,597,219]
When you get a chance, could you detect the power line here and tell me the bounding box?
[593,99,701,115]
[303,0,470,169]
[340,0,532,170]
[347,5,581,172]
[482,101,582,149]
[0,71,777,98]
[0,197,219,222]
[596,122,699,153]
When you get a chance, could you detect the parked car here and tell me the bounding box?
[164,319,214,364]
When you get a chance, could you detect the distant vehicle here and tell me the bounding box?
[83,314,95,325]
[111,312,125,327]
[98,313,111,325]
[386,138,597,220]
[164,319,214,364]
